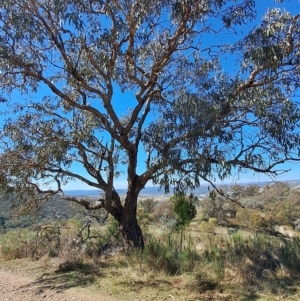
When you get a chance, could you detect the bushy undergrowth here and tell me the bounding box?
[0,217,124,261]
[144,235,200,275]
[1,219,300,297]
[0,228,36,260]
[205,233,300,287]
[0,223,67,260]
[140,231,300,291]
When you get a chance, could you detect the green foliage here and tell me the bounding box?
[0,0,300,248]
[173,193,197,230]
[145,236,200,275]
[0,228,36,260]
[1,227,57,259]
[2,212,300,299]
[172,193,197,250]
[0,218,106,260]
[105,215,122,243]
[278,237,300,273]
[232,182,300,234]
[224,233,300,284]
[142,228,300,288]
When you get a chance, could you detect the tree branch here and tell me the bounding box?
[62,196,104,210]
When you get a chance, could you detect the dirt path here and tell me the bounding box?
[0,259,118,301]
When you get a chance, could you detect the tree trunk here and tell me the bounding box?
[119,183,144,249]
[104,196,144,249]
[105,188,144,249]
[119,214,144,249]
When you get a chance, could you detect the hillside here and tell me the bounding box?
[1,180,300,231]
[1,181,300,300]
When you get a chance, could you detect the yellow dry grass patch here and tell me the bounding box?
[93,254,195,301]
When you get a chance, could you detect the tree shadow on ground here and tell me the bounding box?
[20,260,101,294]
[227,279,299,301]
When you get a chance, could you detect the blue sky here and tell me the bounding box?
[218,0,300,186]
[61,0,300,190]
[1,0,300,190]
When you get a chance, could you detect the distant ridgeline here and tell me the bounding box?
[0,181,299,231]
[0,186,205,231]
[0,194,76,231]
[63,186,210,197]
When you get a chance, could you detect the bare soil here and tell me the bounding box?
[0,258,118,301]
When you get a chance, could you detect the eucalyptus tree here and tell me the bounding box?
[1,0,300,248]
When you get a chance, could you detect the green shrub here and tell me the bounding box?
[278,237,300,272]
[105,215,122,243]
[0,228,35,260]
[173,193,197,230]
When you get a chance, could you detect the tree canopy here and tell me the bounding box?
[0,0,300,247]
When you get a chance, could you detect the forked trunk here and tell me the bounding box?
[119,215,144,249]
[105,188,144,249]
[119,185,144,249]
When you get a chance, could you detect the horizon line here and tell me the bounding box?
[62,179,300,191]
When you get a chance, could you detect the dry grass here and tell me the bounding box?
[1,215,300,300]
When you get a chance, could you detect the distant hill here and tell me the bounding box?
[1,180,299,231]
[63,186,173,197]
[63,180,300,198]
[63,185,211,198]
